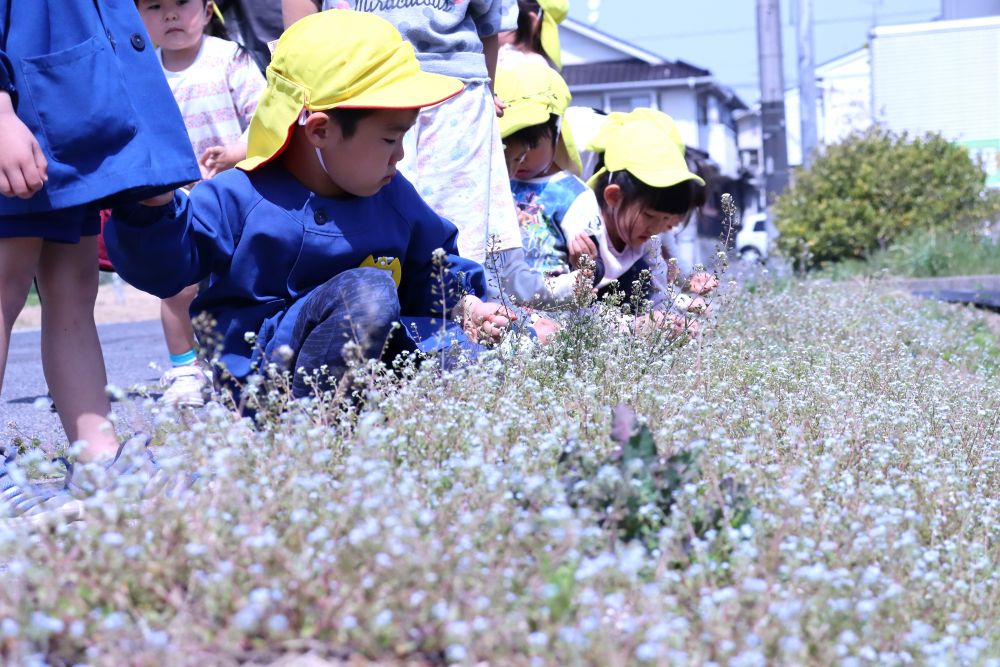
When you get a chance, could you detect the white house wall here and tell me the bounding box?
[872,17,1000,185]
[872,19,1000,141]
[818,50,872,145]
[784,48,873,166]
[658,88,699,149]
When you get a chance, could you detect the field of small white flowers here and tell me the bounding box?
[1,277,998,666]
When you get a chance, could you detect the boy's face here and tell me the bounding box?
[316,109,418,197]
[504,133,555,181]
[136,0,212,53]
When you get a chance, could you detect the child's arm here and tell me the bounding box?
[199,144,246,179]
[0,91,47,199]
[106,182,239,298]
[560,185,607,284]
[282,0,320,29]
[482,34,505,117]
[227,42,267,131]
[470,0,506,114]
[198,41,266,179]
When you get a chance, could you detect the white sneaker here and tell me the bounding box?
[161,364,212,408]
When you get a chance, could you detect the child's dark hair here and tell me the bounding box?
[593,168,703,216]
[505,114,559,150]
[324,108,376,139]
[207,3,229,40]
[514,1,551,66]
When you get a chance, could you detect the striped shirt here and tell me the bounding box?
[160,36,265,160]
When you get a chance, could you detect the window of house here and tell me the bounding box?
[606,92,654,113]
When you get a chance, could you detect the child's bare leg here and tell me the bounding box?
[161,285,199,358]
[0,237,43,393]
[35,237,117,462]
[159,285,208,407]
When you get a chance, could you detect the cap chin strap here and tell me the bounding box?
[298,109,332,177]
[315,148,330,176]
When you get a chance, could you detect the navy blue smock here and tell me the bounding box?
[0,0,200,215]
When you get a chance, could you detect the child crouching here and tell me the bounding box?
[106,11,512,402]
[495,61,607,308]
[587,109,706,318]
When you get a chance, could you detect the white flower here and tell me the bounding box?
[1,619,19,638]
[30,612,64,635]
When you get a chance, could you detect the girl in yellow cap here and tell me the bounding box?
[587,110,706,313]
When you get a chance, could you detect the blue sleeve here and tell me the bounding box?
[0,1,17,107]
[393,185,487,316]
[499,0,518,33]
[469,0,504,37]
[105,182,239,299]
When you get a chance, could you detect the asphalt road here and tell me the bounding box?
[3,320,164,449]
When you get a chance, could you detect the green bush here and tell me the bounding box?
[774,126,997,268]
[817,226,1000,279]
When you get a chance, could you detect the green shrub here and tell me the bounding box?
[817,226,1000,279]
[774,126,997,268]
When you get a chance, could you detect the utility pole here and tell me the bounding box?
[796,0,819,167]
[756,0,789,206]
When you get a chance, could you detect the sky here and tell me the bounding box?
[567,0,942,103]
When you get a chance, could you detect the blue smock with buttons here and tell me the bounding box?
[0,0,200,215]
[105,165,487,381]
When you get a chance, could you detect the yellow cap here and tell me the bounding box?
[238,11,464,171]
[495,61,582,175]
[538,0,569,70]
[586,109,704,189]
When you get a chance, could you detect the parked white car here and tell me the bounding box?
[736,212,777,262]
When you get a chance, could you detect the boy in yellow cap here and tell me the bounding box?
[105,11,514,400]
[496,61,606,307]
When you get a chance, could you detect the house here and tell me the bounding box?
[556,18,750,267]
[735,46,873,213]
[871,15,1000,187]
[739,0,1000,210]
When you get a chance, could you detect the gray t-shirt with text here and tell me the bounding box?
[320,0,518,82]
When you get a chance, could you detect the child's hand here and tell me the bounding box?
[568,232,598,269]
[493,93,506,118]
[687,272,719,295]
[531,315,560,345]
[461,296,515,343]
[0,94,48,198]
[633,310,701,336]
[199,144,246,179]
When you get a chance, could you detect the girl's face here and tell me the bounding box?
[137,0,212,55]
[504,134,556,181]
[602,184,687,250]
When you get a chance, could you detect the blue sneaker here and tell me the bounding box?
[1,448,85,528]
[65,434,197,501]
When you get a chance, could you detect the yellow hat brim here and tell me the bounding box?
[237,11,464,172]
[499,102,552,139]
[238,70,461,172]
